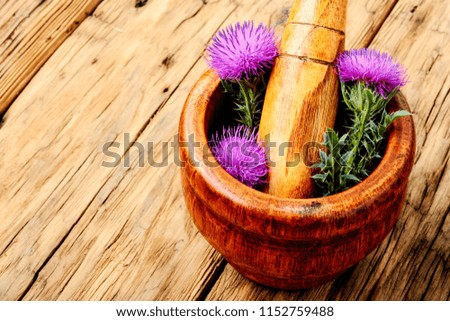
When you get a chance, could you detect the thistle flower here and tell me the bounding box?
[336,48,407,97]
[206,21,278,80]
[210,125,268,188]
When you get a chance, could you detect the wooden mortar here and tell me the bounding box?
[259,0,347,198]
[179,71,415,289]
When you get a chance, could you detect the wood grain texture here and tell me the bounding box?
[207,0,450,300]
[0,0,103,116]
[288,0,347,31]
[0,0,297,300]
[0,0,447,301]
[259,0,347,198]
[345,0,400,48]
[0,0,237,300]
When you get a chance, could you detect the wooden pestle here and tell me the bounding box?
[259,0,347,198]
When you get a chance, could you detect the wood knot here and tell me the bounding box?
[135,0,148,8]
[162,55,174,68]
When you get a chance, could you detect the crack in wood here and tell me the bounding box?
[362,0,400,48]
[174,4,206,32]
[104,218,130,252]
[401,210,449,299]
[195,259,227,301]
[423,73,449,129]
[17,169,111,300]
[287,21,345,35]
[18,217,82,300]
[0,0,106,119]
[419,255,441,300]
[278,52,336,66]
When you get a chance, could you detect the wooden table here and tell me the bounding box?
[0,0,448,301]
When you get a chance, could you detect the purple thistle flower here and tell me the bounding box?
[210,125,268,188]
[206,21,278,80]
[336,48,407,97]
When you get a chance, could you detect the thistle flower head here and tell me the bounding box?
[210,125,268,188]
[336,48,407,97]
[206,21,278,80]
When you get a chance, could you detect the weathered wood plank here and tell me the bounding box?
[21,62,226,300]
[345,0,400,48]
[20,0,301,301]
[206,0,450,300]
[0,0,239,300]
[0,0,103,116]
[22,0,422,300]
[0,0,447,301]
[0,0,297,300]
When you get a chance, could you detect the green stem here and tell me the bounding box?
[238,80,253,128]
[329,135,336,191]
[346,82,370,173]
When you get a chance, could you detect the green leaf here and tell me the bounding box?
[319,149,328,161]
[341,150,353,164]
[338,133,349,145]
[312,173,327,182]
[342,174,360,182]
[390,110,411,121]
